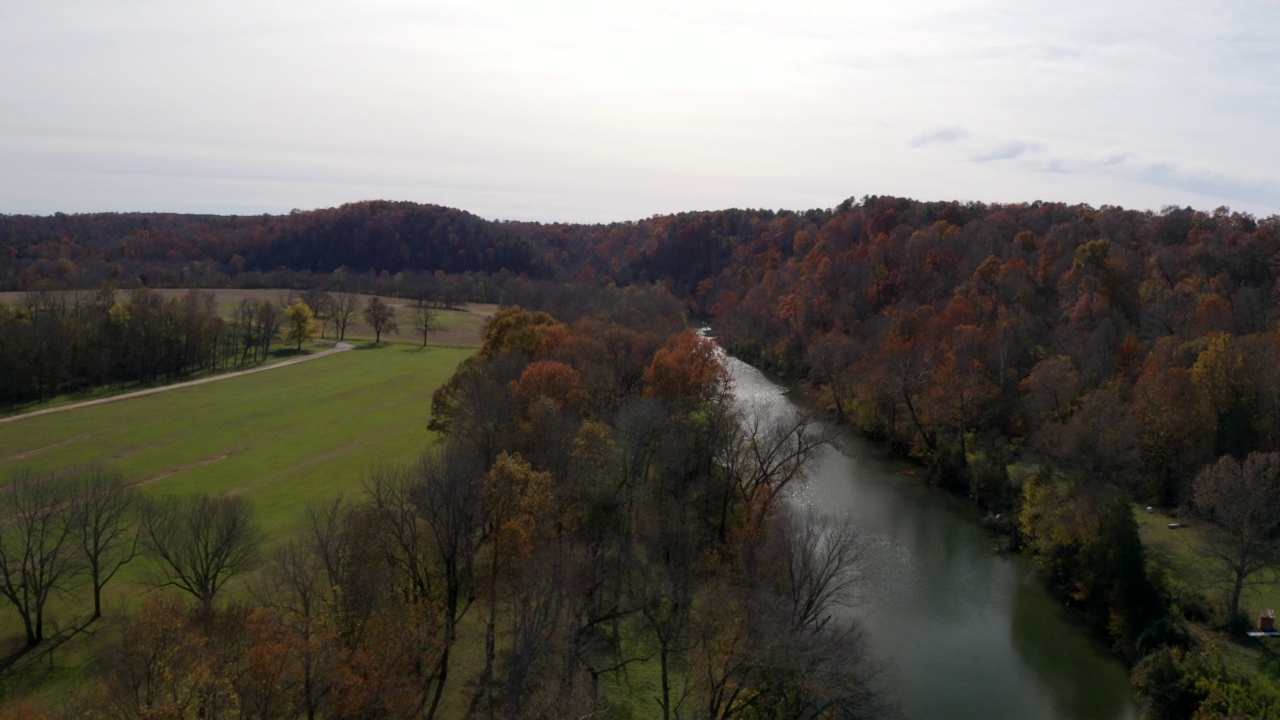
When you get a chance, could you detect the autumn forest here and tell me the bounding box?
[3,196,1280,717]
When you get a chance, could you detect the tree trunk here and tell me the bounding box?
[902,385,936,453]
[1230,570,1245,619]
[21,615,36,648]
[426,644,449,720]
[659,640,672,720]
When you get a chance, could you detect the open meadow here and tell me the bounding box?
[0,344,471,532]
[1135,505,1280,622]
[0,341,474,704]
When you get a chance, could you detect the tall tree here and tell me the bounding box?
[363,296,398,344]
[412,301,440,348]
[140,493,262,613]
[257,538,340,720]
[284,298,321,350]
[71,465,139,620]
[410,443,487,719]
[253,299,282,360]
[480,452,556,718]
[780,511,861,632]
[0,470,80,647]
[1193,451,1280,619]
[806,332,857,424]
[300,288,335,338]
[332,290,360,342]
[643,329,731,408]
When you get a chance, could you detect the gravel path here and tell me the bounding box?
[0,341,356,426]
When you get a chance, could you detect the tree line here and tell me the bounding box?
[0,275,618,409]
[0,287,286,406]
[0,465,258,649]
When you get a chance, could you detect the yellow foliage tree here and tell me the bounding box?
[284,299,320,350]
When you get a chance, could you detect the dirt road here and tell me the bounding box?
[0,341,356,426]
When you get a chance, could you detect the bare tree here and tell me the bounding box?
[779,510,861,632]
[301,288,335,338]
[71,464,139,620]
[1193,451,1280,618]
[413,302,441,348]
[257,538,339,720]
[692,510,893,720]
[637,504,700,720]
[233,298,261,365]
[410,443,487,718]
[756,621,897,720]
[501,548,570,719]
[365,467,431,600]
[305,495,356,603]
[332,290,360,342]
[254,299,283,359]
[140,493,261,613]
[807,333,858,424]
[715,407,834,540]
[363,296,398,344]
[303,495,388,641]
[0,469,80,647]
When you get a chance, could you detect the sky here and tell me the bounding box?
[2,0,1278,223]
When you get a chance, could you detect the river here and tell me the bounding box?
[727,356,1139,720]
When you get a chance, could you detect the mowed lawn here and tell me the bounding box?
[0,344,471,535]
[1135,504,1280,619]
[0,343,472,704]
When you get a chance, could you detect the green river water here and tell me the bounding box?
[728,356,1139,720]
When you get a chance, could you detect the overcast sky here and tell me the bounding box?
[2,0,1277,223]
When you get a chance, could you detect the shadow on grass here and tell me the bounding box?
[355,341,425,352]
[1257,640,1280,678]
[0,616,99,687]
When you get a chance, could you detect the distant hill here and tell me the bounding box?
[0,200,544,290]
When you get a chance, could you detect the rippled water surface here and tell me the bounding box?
[728,357,1138,720]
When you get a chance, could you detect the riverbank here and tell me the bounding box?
[728,357,1139,720]
[724,335,1280,717]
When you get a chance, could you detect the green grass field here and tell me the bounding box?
[0,291,497,709]
[0,341,474,707]
[1135,504,1280,621]
[0,344,469,533]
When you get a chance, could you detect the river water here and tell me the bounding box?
[727,357,1139,720]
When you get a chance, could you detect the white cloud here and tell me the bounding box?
[972,142,1043,163]
[1,0,1277,221]
[911,128,969,148]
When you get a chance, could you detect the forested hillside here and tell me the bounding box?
[8,197,1279,508]
[0,201,545,290]
[519,199,1280,506]
[8,197,1280,506]
[7,196,1280,715]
